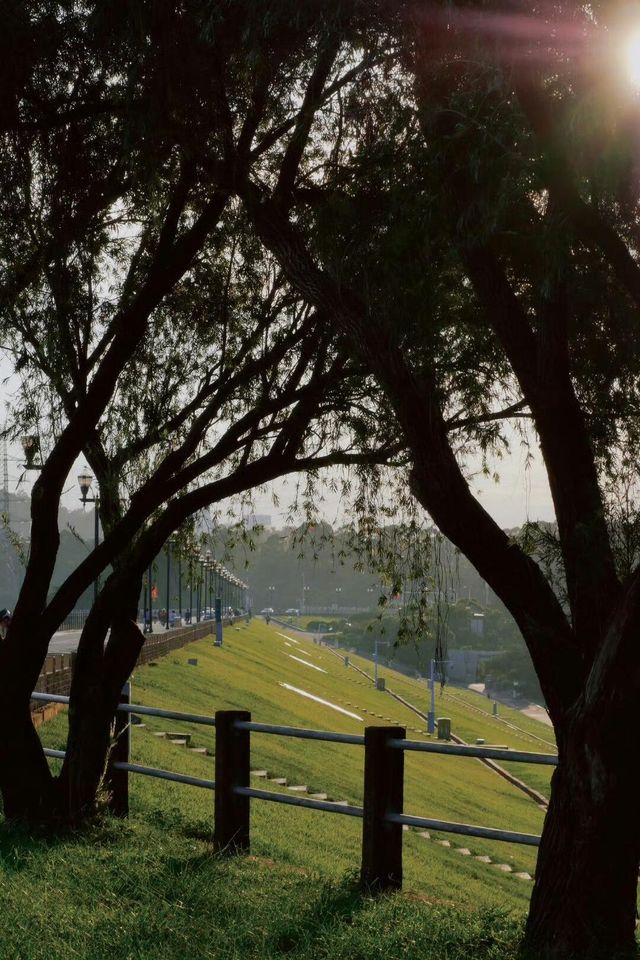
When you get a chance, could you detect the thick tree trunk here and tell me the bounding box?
[524,710,640,960]
[0,699,55,822]
[59,576,143,824]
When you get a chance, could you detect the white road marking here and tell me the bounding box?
[279,683,363,721]
[288,654,327,673]
[277,632,299,644]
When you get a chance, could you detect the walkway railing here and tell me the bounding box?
[33,688,557,890]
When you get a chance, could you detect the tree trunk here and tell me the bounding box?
[59,575,143,824]
[524,708,640,960]
[0,699,54,822]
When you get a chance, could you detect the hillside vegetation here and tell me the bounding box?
[19,618,564,957]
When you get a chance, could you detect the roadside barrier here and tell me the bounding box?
[34,688,558,891]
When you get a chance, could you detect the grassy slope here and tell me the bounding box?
[40,620,548,897]
[9,618,568,958]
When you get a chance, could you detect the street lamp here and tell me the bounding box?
[165,537,174,630]
[267,585,275,612]
[20,435,43,470]
[78,469,100,603]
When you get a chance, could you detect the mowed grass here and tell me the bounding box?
[9,618,565,958]
[39,619,549,898]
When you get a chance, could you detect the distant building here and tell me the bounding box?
[245,513,272,529]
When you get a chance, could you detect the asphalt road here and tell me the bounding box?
[47,621,172,654]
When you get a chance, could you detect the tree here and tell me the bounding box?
[0,1,397,824]
[188,5,640,957]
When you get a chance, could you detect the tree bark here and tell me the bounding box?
[524,705,640,960]
[0,699,54,821]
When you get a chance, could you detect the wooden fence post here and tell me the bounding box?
[360,725,405,891]
[107,682,131,817]
[214,710,250,853]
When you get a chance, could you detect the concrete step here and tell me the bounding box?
[494,864,513,873]
[287,785,308,792]
[166,732,191,745]
[308,792,328,800]
[329,799,349,806]
[436,839,451,847]
[514,872,533,881]
[168,738,188,747]
[189,747,207,754]
[418,831,431,840]
[251,770,268,778]
[455,848,471,856]
[474,855,492,863]
[152,731,167,738]
[269,777,287,786]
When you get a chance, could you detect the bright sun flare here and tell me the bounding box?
[626,31,640,88]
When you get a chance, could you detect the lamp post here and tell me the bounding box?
[334,586,342,611]
[267,585,275,612]
[78,469,100,604]
[196,554,204,622]
[165,537,174,630]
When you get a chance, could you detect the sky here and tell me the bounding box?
[4,411,555,531]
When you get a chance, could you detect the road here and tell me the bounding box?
[47,621,181,655]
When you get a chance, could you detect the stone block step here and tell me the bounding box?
[455,848,471,856]
[494,864,513,873]
[475,855,492,863]
[269,777,287,785]
[436,839,451,847]
[329,799,349,806]
[166,732,191,745]
[418,831,431,839]
[251,770,268,778]
[287,785,308,792]
[169,738,188,746]
[189,747,208,754]
[308,793,328,800]
[152,731,167,738]
[514,872,533,881]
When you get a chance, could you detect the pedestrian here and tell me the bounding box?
[0,608,11,639]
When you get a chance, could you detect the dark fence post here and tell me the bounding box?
[360,725,405,892]
[214,710,250,853]
[107,682,131,817]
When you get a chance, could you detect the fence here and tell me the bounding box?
[31,620,218,710]
[34,689,558,891]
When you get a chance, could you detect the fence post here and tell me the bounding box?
[360,725,405,892]
[214,710,250,853]
[107,682,131,817]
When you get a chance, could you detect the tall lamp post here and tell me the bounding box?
[78,470,100,604]
[267,585,275,613]
[165,537,174,630]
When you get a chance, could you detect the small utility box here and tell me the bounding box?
[376,677,386,691]
[492,701,499,717]
[188,658,198,666]
[437,717,451,740]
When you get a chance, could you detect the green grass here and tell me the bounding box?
[9,618,564,957]
[38,620,549,895]
[0,810,523,959]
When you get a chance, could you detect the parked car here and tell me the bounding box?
[285,608,300,616]
[260,607,274,615]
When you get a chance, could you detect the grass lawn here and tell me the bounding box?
[0,618,566,958]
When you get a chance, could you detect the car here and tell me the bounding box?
[260,607,274,615]
[285,608,300,616]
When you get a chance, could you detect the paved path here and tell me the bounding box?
[47,621,176,654]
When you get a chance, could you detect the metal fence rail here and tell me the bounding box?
[35,688,557,890]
